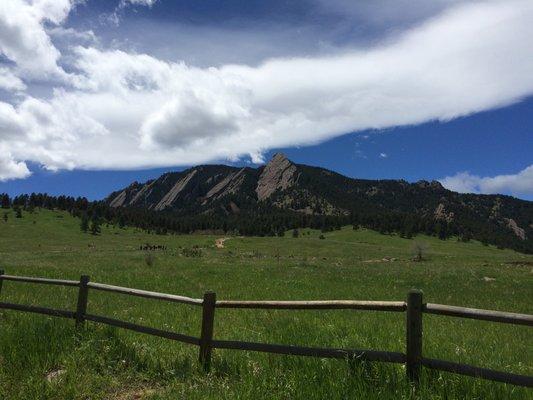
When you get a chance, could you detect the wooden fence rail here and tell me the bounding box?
[0,270,531,388]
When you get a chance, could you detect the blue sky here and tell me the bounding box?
[0,0,532,200]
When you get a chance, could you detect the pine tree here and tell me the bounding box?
[90,218,101,235]
[80,213,89,233]
[118,214,126,229]
[1,194,10,209]
[14,206,22,218]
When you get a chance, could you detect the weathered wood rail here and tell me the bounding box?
[0,270,532,388]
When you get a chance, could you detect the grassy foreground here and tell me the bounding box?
[0,208,532,399]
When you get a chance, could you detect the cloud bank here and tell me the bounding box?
[0,0,532,182]
[440,165,533,197]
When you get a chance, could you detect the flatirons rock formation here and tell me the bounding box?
[108,153,300,211]
[256,153,298,200]
[107,153,532,243]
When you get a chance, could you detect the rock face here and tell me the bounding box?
[155,170,197,211]
[504,218,527,240]
[434,203,454,222]
[205,168,247,201]
[109,190,127,208]
[256,153,298,201]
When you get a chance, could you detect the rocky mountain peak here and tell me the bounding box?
[256,153,298,201]
[268,152,290,165]
[416,180,445,190]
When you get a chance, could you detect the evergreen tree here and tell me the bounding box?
[80,213,89,233]
[1,194,10,209]
[90,218,101,235]
[437,222,448,240]
[14,206,22,218]
[118,214,126,229]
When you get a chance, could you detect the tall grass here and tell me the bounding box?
[0,208,531,399]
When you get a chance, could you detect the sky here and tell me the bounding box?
[0,0,532,200]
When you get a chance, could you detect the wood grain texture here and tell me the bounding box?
[424,303,533,326]
[87,282,202,306]
[216,300,406,311]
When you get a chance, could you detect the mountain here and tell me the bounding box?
[106,153,533,252]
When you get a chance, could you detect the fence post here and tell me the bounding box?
[0,269,4,296]
[75,275,90,327]
[406,290,423,384]
[199,291,216,372]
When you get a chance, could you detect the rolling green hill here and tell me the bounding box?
[0,208,532,399]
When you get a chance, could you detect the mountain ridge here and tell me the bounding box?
[106,153,533,252]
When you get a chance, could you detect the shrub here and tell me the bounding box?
[144,252,155,267]
[411,241,429,262]
[181,247,203,258]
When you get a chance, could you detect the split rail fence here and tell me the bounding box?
[0,270,532,388]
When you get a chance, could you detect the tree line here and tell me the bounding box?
[1,192,531,254]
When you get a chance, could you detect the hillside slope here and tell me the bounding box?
[107,153,533,252]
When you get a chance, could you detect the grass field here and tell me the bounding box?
[0,208,532,399]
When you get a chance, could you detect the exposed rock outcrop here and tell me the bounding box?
[489,197,503,220]
[434,203,454,222]
[256,153,297,201]
[416,180,444,190]
[205,168,246,201]
[104,153,533,253]
[109,190,128,208]
[130,180,156,206]
[154,170,197,211]
[504,218,527,240]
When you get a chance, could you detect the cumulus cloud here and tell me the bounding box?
[0,101,25,136]
[0,147,31,181]
[0,67,26,92]
[0,0,74,81]
[47,26,97,46]
[0,0,532,182]
[140,95,243,149]
[440,166,533,196]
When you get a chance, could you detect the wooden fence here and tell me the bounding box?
[0,270,532,388]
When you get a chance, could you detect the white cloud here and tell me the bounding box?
[47,26,97,45]
[105,0,158,26]
[314,0,473,26]
[379,153,388,158]
[0,0,533,178]
[0,146,31,181]
[140,95,243,149]
[440,165,533,196]
[120,0,157,7]
[0,101,25,136]
[0,67,26,92]
[0,0,74,81]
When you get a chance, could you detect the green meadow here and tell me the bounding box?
[0,208,531,399]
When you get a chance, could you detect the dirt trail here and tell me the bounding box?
[215,237,230,248]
